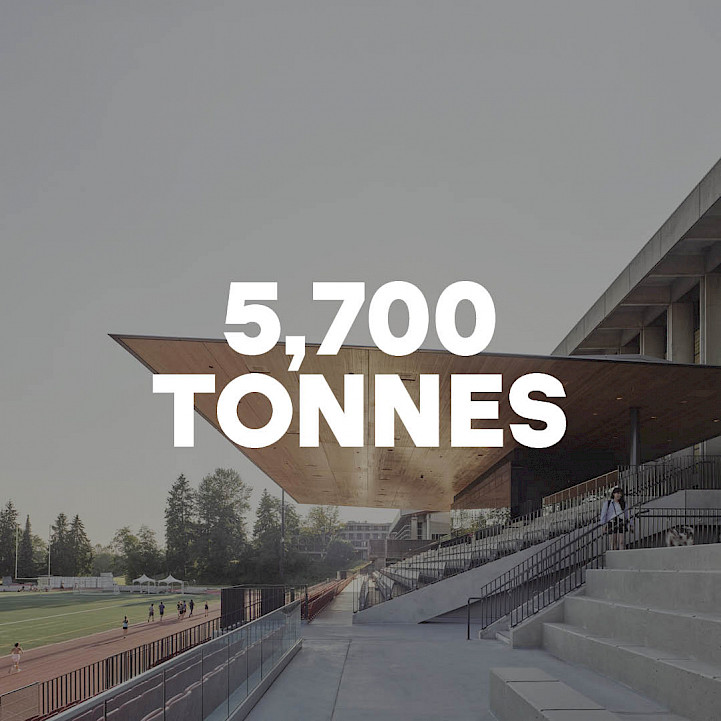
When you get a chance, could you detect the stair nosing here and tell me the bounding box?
[566,595,721,622]
[545,622,721,678]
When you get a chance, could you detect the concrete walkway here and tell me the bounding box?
[247,585,683,721]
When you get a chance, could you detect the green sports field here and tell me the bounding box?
[0,592,217,655]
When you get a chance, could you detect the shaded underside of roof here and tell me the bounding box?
[113,335,721,511]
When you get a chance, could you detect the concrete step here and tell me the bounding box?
[605,543,721,571]
[564,596,721,666]
[585,569,721,615]
[495,629,511,645]
[543,622,721,721]
[490,667,622,720]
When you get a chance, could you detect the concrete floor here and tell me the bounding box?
[246,586,685,721]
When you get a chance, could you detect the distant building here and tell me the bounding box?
[388,510,450,542]
[337,521,391,559]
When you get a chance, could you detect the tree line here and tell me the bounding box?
[0,503,93,579]
[0,468,356,585]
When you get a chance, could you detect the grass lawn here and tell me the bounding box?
[0,591,218,655]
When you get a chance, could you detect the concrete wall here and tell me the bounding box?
[643,489,721,509]
[353,539,554,624]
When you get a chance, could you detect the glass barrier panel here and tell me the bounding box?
[227,626,248,714]
[61,700,106,721]
[202,635,229,721]
[104,671,163,721]
[246,622,263,693]
[164,649,203,721]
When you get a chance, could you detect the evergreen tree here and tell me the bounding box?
[283,504,301,546]
[17,515,35,578]
[195,468,251,582]
[165,474,196,577]
[69,515,94,575]
[252,490,281,581]
[50,513,73,576]
[253,490,280,542]
[32,535,48,576]
[0,501,19,577]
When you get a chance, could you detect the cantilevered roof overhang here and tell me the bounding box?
[113,334,721,511]
[554,157,721,357]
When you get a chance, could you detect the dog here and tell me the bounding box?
[666,525,695,546]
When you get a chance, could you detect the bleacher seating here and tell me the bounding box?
[362,458,721,611]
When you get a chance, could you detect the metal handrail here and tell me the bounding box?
[43,599,302,721]
[360,456,721,612]
[466,504,721,640]
[3,585,305,718]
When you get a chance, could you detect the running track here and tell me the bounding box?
[0,604,221,697]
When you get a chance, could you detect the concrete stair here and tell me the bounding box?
[490,667,622,721]
[541,543,721,721]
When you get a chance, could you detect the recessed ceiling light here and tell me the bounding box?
[650,416,657,420]
[681,400,688,404]
[714,419,720,423]
[616,396,623,400]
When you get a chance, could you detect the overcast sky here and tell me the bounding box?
[3,1,721,545]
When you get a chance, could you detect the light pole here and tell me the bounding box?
[279,489,285,581]
[14,524,19,581]
[48,524,52,578]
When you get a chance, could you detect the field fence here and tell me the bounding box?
[0,683,39,721]
[0,585,306,720]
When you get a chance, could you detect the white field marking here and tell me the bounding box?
[5,614,164,649]
[0,597,171,627]
[2,606,220,655]
[4,618,140,650]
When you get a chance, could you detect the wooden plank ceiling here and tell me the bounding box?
[113,335,721,511]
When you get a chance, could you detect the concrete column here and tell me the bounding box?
[700,274,721,364]
[640,326,665,359]
[667,302,694,363]
[629,408,640,466]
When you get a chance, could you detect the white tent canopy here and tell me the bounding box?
[159,574,183,585]
[132,574,155,584]
[131,574,157,593]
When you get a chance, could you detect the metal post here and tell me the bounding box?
[14,524,19,580]
[280,489,285,581]
[629,407,640,467]
[48,525,52,578]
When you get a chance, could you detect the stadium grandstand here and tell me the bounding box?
[31,156,721,720]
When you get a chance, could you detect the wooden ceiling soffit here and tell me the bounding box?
[112,335,721,511]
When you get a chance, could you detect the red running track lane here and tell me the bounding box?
[0,605,221,697]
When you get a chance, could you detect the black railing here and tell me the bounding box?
[11,585,307,718]
[38,615,223,716]
[617,456,721,502]
[466,505,721,640]
[358,457,721,612]
[41,600,303,721]
[220,585,306,628]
